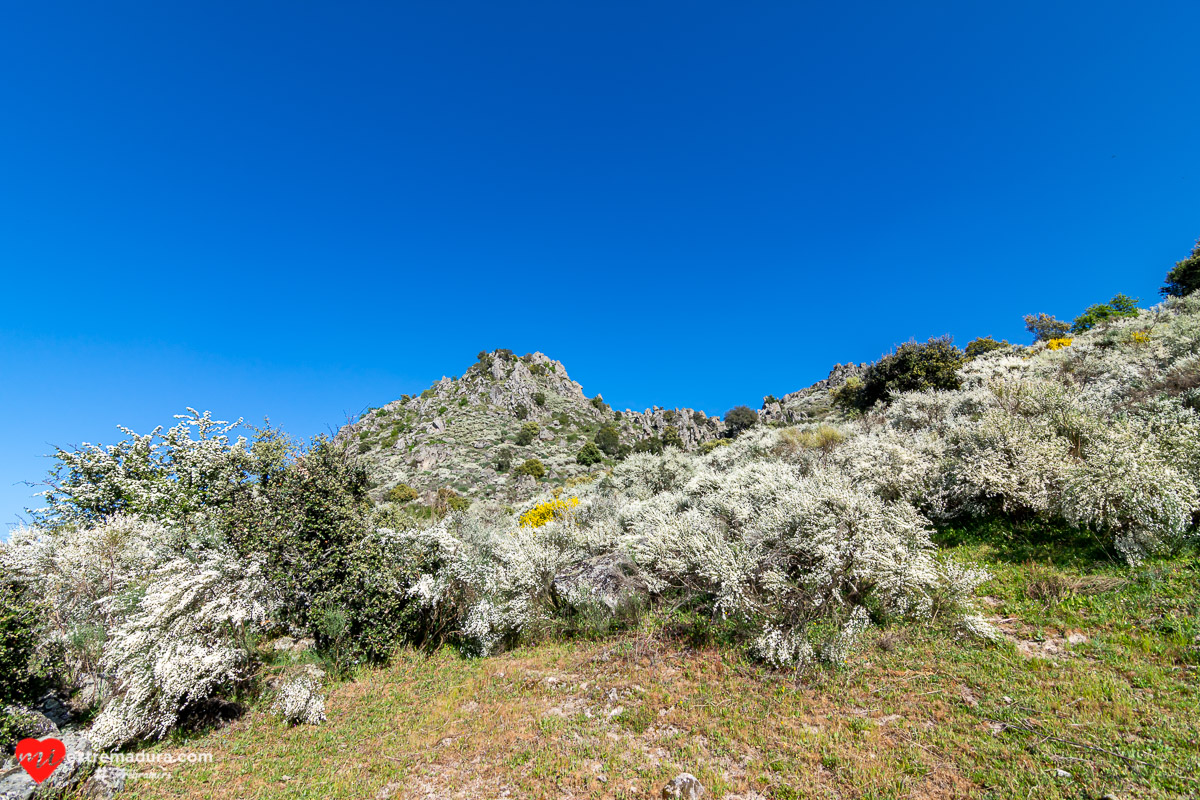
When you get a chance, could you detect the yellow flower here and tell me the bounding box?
[1046,338,1073,351]
[518,496,580,528]
[1130,330,1152,345]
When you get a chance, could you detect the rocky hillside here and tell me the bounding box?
[336,349,731,504]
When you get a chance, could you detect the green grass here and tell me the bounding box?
[108,531,1199,800]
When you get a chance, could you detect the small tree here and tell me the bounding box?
[633,436,663,455]
[662,426,685,450]
[1071,294,1140,333]
[533,392,546,407]
[1024,313,1071,342]
[964,336,1008,360]
[853,337,965,409]
[724,406,758,437]
[1162,238,1200,298]
[594,424,621,456]
[515,422,539,446]
[494,447,513,473]
[576,441,603,466]
[514,458,546,479]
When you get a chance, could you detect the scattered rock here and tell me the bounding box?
[958,685,979,708]
[661,773,706,799]
[80,766,126,800]
[1067,632,1088,645]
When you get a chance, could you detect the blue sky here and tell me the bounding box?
[2,1,1198,528]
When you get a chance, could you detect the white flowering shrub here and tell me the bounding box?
[88,548,278,748]
[271,675,327,726]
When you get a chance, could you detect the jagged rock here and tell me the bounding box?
[553,553,649,612]
[661,773,706,799]
[336,350,728,506]
[36,695,71,730]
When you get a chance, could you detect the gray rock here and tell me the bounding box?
[80,766,126,799]
[0,762,35,800]
[661,773,706,799]
[45,731,93,792]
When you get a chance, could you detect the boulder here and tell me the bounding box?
[661,773,706,799]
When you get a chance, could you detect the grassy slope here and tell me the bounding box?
[109,530,1198,800]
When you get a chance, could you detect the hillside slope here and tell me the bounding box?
[336,350,730,504]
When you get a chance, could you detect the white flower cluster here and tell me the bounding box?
[271,675,327,726]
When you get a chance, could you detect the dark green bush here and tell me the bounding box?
[724,406,758,437]
[533,392,546,407]
[594,424,621,456]
[634,436,663,455]
[515,422,539,446]
[514,458,546,479]
[761,395,779,408]
[1071,294,1140,333]
[0,583,56,707]
[223,439,418,664]
[964,336,1009,359]
[576,441,603,466]
[590,396,608,413]
[662,426,684,450]
[846,336,965,409]
[514,405,529,420]
[495,447,513,473]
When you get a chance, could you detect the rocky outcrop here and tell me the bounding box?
[336,350,726,506]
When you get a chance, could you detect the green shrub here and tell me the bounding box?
[848,336,965,409]
[762,395,779,408]
[515,422,539,446]
[595,424,621,456]
[458,398,468,407]
[435,488,471,515]
[387,484,419,504]
[1071,293,1140,333]
[529,364,546,376]
[421,388,436,399]
[514,458,546,479]
[495,447,513,473]
[590,396,608,413]
[724,406,758,437]
[634,436,663,455]
[576,441,603,466]
[1162,237,1200,297]
[223,440,419,664]
[1024,313,1071,342]
[0,583,56,707]
[514,405,528,420]
[533,392,546,406]
[662,426,684,450]
[698,438,732,454]
[964,336,1008,359]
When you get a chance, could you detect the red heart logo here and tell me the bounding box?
[14,737,66,784]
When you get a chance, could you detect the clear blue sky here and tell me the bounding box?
[2,1,1198,529]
